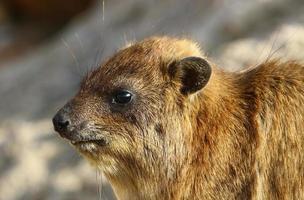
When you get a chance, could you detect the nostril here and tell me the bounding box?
[58,119,70,129]
[52,113,71,132]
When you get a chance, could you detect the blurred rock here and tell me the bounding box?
[218,23,304,71]
[0,0,303,199]
[0,120,114,200]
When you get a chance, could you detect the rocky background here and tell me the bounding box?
[0,0,303,199]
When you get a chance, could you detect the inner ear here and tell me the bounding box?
[170,57,212,95]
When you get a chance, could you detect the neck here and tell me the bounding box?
[183,66,258,198]
[105,174,139,200]
[105,66,258,199]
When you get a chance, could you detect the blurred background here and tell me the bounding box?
[0,0,303,199]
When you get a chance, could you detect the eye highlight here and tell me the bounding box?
[112,90,133,105]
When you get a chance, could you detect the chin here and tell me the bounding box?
[71,142,100,160]
[73,143,115,167]
[80,151,120,176]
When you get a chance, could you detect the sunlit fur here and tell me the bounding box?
[65,36,304,200]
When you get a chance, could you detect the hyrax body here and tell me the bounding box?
[53,36,304,200]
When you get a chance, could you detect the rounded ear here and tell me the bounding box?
[168,57,212,95]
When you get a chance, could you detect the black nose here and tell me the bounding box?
[52,111,71,133]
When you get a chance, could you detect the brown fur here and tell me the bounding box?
[55,36,304,200]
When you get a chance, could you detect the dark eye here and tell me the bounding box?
[112,90,133,105]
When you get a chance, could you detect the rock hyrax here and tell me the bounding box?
[53,36,304,200]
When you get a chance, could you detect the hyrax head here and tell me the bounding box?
[53,36,212,177]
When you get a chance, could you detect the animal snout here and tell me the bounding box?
[53,107,72,138]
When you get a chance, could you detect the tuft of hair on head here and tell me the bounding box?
[141,36,204,61]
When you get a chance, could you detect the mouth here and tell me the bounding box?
[54,125,109,148]
[70,138,108,146]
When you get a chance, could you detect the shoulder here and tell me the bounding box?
[240,60,304,97]
[239,59,304,132]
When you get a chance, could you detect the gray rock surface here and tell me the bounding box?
[0,0,303,199]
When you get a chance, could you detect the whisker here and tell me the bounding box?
[74,33,84,53]
[96,168,103,200]
[61,38,82,78]
[85,41,105,76]
[102,0,105,23]
[94,46,104,69]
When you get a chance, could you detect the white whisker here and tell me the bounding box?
[61,38,80,68]
[96,168,103,200]
[102,0,105,23]
[61,38,83,77]
[75,33,84,53]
